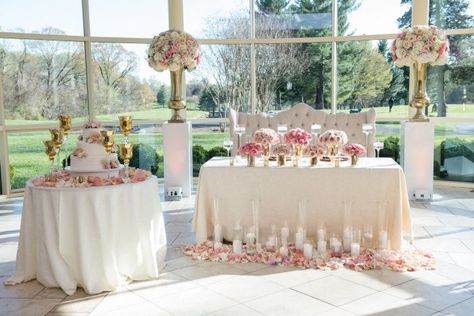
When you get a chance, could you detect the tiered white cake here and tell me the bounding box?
[70,123,121,177]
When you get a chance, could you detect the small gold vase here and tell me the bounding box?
[292,144,303,167]
[169,68,186,123]
[311,156,319,167]
[248,155,256,167]
[351,155,359,166]
[278,154,286,166]
[410,62,430,122]
[328,145,338,157]
[263,145,270,167]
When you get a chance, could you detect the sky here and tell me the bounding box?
[0,0,472,84]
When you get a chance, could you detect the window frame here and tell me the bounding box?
[0,0,473,195]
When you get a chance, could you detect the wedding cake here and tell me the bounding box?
[70,120,120,174]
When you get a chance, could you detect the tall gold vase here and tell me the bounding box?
[169,68,186,123]
[410,62,430,122]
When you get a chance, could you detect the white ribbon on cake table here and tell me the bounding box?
[6,176,166,295]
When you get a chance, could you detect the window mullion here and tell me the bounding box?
[82,0,95,119]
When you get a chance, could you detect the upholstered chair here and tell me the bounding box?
[229,103,376,157]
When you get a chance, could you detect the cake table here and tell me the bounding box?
[6,176,166,295]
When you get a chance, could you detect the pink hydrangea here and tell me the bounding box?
[283,128,312,146]
[304,144,325,157]
[343,143,366,157]
[253,128,279,146]
[272,143,291,156]
[240,143,263,157]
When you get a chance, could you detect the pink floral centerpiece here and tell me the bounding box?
[239,143,263,167]
[391,25,449,67]
[283,128,312,167]
[343,143,366,166]
[304,144,325,166]
[391,25,449,121]
[272,143,291,166]
[319,129,348,156]
[253,128,280,166]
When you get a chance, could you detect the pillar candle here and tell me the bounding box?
[303,242,313,259]
[351,242,360,257]
[329,237,338,250]
[333,241,341,253]
[233,239,242,254]
[343,236,352,253]
[279,246,288,257]
[256,243,262,253]
[317,240,327,255]
[379,230,388,249]
[281,226,290,242]
[214,242,223,250]
[317,229,325,242]
[295,232,304,251]
[214,224,222,242]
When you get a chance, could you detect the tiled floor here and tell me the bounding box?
[0,186,473,315]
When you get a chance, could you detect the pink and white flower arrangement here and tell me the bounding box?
[343,143,366,157]
[319,130,348,146]
[148,30,200,72]
[85,131,102,144]
[83,119,102,129]
[283,128,312,146]
[391,25,449,67]
[304,144,325,157]
[72,148,87,158]
[272,143,291,156]
[239,143,263,157]
[253,128,279,146]
[101,157,120,169]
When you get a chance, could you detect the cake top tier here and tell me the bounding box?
[83,119,102,129]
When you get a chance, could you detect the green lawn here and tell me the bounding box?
[371,103,474,118]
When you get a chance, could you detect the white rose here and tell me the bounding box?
[169,63,180,71]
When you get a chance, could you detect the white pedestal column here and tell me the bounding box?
[400,121,434,200]
[163,122,192,197]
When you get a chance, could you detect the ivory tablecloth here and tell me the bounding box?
[193,158,412,250]
[6,176,166,295]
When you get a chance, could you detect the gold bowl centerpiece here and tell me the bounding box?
[148,30,200,123]
[119,115,132,142]
[391,25,449,121]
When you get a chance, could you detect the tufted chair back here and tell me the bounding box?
[229,103,376,157]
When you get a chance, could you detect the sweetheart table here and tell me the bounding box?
[6,176,166,295]
[193,157,412,250]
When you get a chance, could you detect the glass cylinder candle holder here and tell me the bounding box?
[281,221,290,247]
[317,225,326,242]
[246,228,256,255]
[351,228,361,256]
[379,230,388,250]
[317,239,327,256]
[295,227,305,251]
[343,226,353,253]
[303,240,313,260]
[363,224,374,249]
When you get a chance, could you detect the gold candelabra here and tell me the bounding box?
[50,128,64,170]
[44,140,58,175]
[100,130,115,154]
[119,143,133,177]
[58,115,72,169]
[119,115,132,143]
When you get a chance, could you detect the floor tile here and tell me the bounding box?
[204,275,284,303]
[35,288,68,300]
[414,238,472,253]
[461,239,474,252]
[50,289,106,313]
[126,272,199,301]
[317,308,356,316]
[172,232,196,246]
[331,269,414,291]
[382,273,473,311]
[207,304,264,316]
[89,289,145,315]
[164,255,201,272]
[437,297,474,316]
[91,301,171,316]
[292,276,376,306]
[165,222,193,233]
[0,277,44,299]
[244,288,333,316]
[0,298,61,316]
[150,286,235,316]
[424,226,474,240]
[340,292,436,316]
[172,261,246,285]
[449,253,474,271]
[249,265,328,288]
